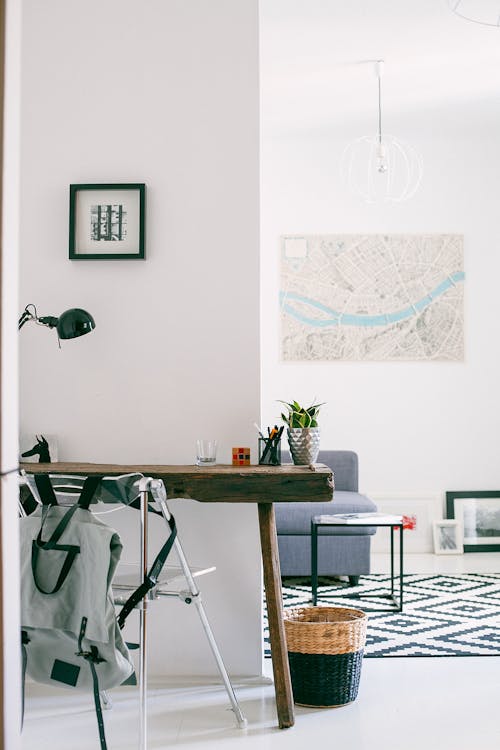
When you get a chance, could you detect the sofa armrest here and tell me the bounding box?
[317,451,358,492]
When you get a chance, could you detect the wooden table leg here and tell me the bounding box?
[258,503,294,729]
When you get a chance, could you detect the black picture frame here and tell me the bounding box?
[446,490,500,552]
[69,183,145,260]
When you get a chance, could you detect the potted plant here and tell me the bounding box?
[279,399,324,465]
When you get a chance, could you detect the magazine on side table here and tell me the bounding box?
[315,512,403,524]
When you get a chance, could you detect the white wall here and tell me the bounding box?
[19,0,261,676]
[2,0,22,745]
[260,8,500,509]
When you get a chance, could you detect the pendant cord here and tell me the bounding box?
[378,70,383,146]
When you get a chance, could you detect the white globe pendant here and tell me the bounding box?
[341,133,423,204]
[448,0,500,26]
[342,61,423,204]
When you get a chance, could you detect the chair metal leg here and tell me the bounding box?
[153,487,247,728]
[138,486,149,750]
[191,592,247,728]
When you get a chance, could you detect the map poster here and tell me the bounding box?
[280,234,464,362]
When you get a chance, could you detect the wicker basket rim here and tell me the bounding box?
[284,605,367,624]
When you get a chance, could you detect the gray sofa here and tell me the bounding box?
[275,450,377,585]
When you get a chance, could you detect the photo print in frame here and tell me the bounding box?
[446,490,500,552]
[69,183,145,259]
[432,520,463,555]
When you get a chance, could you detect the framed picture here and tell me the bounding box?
[432,520,463,555]
[446,491,500,552]
[69,183,145,259]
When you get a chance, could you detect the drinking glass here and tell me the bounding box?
[196,439,217,467]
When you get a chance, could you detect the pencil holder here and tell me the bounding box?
[258,438,281,466]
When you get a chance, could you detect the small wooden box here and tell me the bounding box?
[232,447,251,466]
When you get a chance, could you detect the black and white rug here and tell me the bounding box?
[264,573,500,658]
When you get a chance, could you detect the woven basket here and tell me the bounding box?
[284,606,368,707]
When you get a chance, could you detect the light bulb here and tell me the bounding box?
[377,143,388,173]
[341,134,423,203]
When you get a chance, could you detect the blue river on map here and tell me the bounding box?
[280,271,465,328]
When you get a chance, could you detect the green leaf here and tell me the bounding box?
[277,398,325,428]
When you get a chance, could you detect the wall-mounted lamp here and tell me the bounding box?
[18,304,96,342]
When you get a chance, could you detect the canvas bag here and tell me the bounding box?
[21,474,135,688]
[20,475,135,750]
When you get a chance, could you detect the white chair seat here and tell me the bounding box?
[112,563,216,604]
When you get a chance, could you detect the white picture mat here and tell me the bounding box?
[75,189,140,254]
[453,497,500,545]
[433,520,463,554]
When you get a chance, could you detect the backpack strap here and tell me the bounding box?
[117,513,177,629]
[31,500,81,595]
[21,630,29,728]
[34,474,58,506]
[76,617,108,750]
[77,475,103,510]
[31,477,81,595]
[34,473,102,510]
[30,475,103,595]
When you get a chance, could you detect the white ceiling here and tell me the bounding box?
[260,0,500,135]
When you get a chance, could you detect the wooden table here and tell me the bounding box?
[21,462,333,728]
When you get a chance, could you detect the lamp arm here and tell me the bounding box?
[18,305,37,330]
[18,311,32,330]
[18,304,58,331]
[38,316,59,329]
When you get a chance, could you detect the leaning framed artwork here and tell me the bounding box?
[69,183,145,259]
[446,491,500,552]
[432,520,463,555]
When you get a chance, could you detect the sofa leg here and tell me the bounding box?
[348,575,360,586]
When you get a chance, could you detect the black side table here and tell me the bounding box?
[311,515,404,612]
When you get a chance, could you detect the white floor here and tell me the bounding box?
[22,553,500,750]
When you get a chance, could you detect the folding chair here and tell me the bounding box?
[21,471,247,749]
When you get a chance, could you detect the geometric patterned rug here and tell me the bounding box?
[264,574,500,658]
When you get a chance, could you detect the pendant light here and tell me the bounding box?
[448,0,500,27]
[341,60,423,203]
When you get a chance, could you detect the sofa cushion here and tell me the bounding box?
[274,491,377,535]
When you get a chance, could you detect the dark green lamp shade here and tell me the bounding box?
[56,308,96,339]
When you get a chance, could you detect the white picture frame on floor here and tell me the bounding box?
[433,520,463,554]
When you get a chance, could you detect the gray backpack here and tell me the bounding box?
[20,474,177,750]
